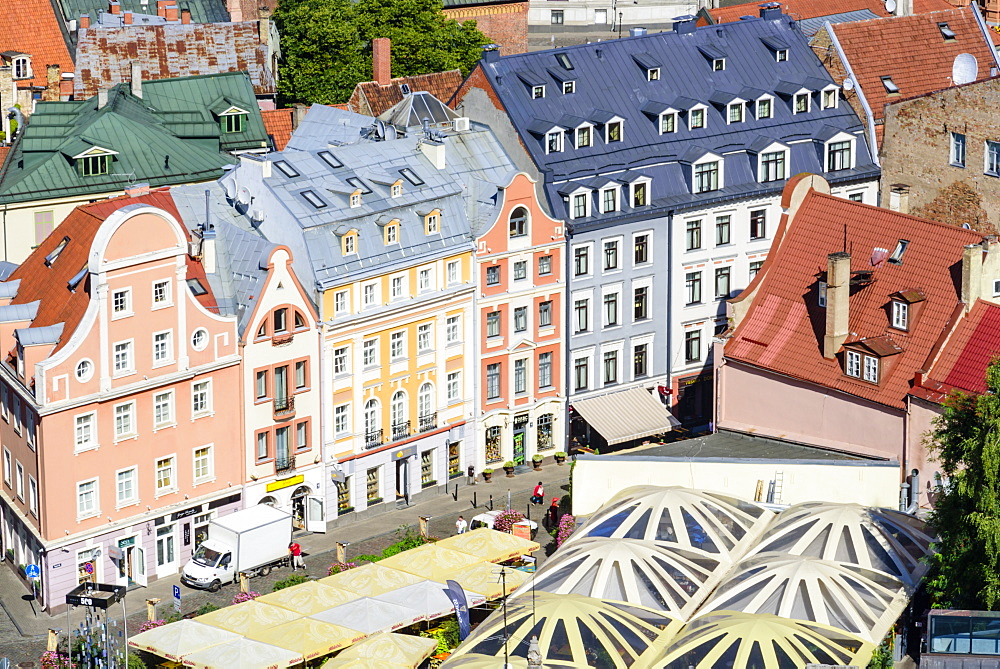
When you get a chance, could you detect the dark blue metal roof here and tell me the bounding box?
[477,13,880,223]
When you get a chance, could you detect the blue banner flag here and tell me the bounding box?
[445,579,471,640]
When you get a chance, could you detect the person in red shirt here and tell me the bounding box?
[288,541,304,571]
[531,482,544,505]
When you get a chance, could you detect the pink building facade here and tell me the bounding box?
[0,191,243,613]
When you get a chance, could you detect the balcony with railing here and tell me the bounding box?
[365,428,384,450]
[391,420,411,442]
[273,395,295,420]
[275,453,296,474]
[418,412,437,433]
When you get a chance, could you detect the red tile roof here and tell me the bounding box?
[0,0,74,89]
[831,6,997,123]
[261,108,294,151]
[710,0,952,23]
[726,186,982,409]
[915,299,1000,401]
[350,71,464,117]
[7,189,216,353]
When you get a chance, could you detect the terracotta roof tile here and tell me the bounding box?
[726,187,982,409]
[919,299,1000,399]
[0,0,75,89]
[261,108,294,151]
[711,0,952,23]
[352,71,464,117]
[831,6,997,123]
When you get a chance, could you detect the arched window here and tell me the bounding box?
[418,383,434,419]
[509,206,529,238]
[391,391,407,440]
[364,399,380,434]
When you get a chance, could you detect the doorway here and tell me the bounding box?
[395,458,410,505]
[290,486,311,529]
[117,535,146,587]
[513,414,529,465]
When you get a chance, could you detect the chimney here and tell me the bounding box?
[419,139,446,169]
[888,185,909,213]
[181,8,191,23]
[165,4,179,21]
[43,65,61,102]
[109,0,120,14]
[201,218,217,274]
[481,43,501,63]
[962,243,984,311]
[125,182,150,197]
[258,7,271,44]
[97,87,109,108]
[373,38,391,86]
[823,252,851,359]
[292,104,308,129]
[130,61,142,98]
[759,2,782,19]
[157,0,169,17]
[79,13,90,28]
[672,15,697,34]
[894,0,913,16]
[123,10,133,24]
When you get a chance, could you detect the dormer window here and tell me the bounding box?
[532,85,545,99]
[938,22,956,40]
[759,149,787,182]
[891,301,908,330]
[546,130,564,154]
[80,154,111,176]
[824,133,856,172]
[647,68,660,81]
[689,106,706,130]
[342,232,357,256]
[794,92,810,114]
[12,56,31,80]
[713,58,725,71]
[576,125,592,147]
[215,104,251,134]
[845,350,880,383]
[563,81,575,94]
[727,102,744,124]
[775,49,788,62]
[425,211,441,234]
[223,113,247,133]
[756,97,773,119]
[391,182,403,198]
[601,187,618,213]
[881,76,899,95]
[385,221,400,244]
[631,181,648,207]
[571,191,590,219]
[694,160,720,194]
[606,120,622,143]
[659,112,677,134]
[821,87,839,109]
[350,191,362,208]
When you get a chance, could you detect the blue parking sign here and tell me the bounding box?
[173,585,181,612]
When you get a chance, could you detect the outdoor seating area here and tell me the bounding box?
[443,486,935,668]
[128,528,539,667]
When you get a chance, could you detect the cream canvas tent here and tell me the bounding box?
[323,632,438,668]
[257,579,364,616]
[181,638,303,668]
[447,562,529,600]
[311,596,425,633]
[128,620,241,661]
[373,580,486,620]
[377,544,483,582]
[252,618,367,660]
[319,563,425,597]
[434,527,540,563]
[196,599,302,636]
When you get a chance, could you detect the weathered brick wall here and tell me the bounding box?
[810,27,872,144]
[881,78,1000,234]
[445,1,529,55]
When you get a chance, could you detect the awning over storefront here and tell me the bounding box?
[572,387,681,445]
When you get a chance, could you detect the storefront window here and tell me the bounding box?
[486,426,502,464]
[448,442,461,478]
[537,414,554,451]
[337,477,352,513]
[366,468,381,504]
[421,450,435,486]
[77,548,98,584]
[193,513,212,550]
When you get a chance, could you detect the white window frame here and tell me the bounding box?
[192,379,212,418]
[563,80,575,94]
[693,156,723,194]
[601,187,618,213]
[863,355,879,383]
[688,105,707,130]
[155,455,177,496]
[152,279,172,308]
[824,133,856,172]
[350,192,362,208]
[390,331,406,360]
[333,346,349,375]
[362,281,379,308]
[951,132,967,167]
[447,371,461,403]
[447,260,460,285]
[75,412,98,453]
[846,350,862,377]
[570,190,591,220]
[793,91,811,114]
[334,403,350,436]
[193,444,214,484]
[758,147,788,183]
[15,461,23,500]
[576,124,593,148]
[986,140,1000,177]
[659,111,677,135]
[821,86,839,110]
[2,447,9,486]
[12,56,31,80]
[112,340,134,377]
[545,129,564,154]
[153,390,175,429]
[111,288,132,319]
[152,330,173,366]
[390,274,406,301]
[756,96,773,119]
[77,478,100,520]
[891,301,909,330]
[727,101,745,125]
[417,323,433,353]
[363,338,378,367]
[28,475,37,515]
[334,290,349,315]
[116,466,137,508]
[418,266,434,292]
[446,316,460,344]
[113,401,136,441]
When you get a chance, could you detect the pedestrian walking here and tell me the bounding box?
[456,515,468,534]
[288,541,305,570]
[531,482,544,505]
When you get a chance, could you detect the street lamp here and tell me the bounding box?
[492,568,511,667]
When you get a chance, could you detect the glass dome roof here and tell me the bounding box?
[741,502,935,587]
[513,537,722,620]
[650,611,874,669]
[698,553,908,643]
[448,592,681,668]
[563,486,773,562]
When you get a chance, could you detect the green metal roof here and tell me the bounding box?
[0,71,267,204]
[58,0,228,24]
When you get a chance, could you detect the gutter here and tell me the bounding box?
[826,21,881,167]
[971,2,1000,70]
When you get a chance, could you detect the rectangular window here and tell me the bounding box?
[686,220,702,251]
[113,341,133,375]
[539,352,553,388]
[116,468,136,506]
[514,306,527,332]
[846,350,861,377]
[603,240,619,270]
[951,132,966,167]
[391,276,404,300]
[574,357,588,391]
[486,265,501,286]
[363,339,377,367]
[686,272,702,305]
[603,292,619,327]
[295,360,307,389]
[75,413,96,452]
[366,467,380,503]
[112,289,130,316]
[757,98,772,119]
[335,290,348,314]
[418,268,433,291]
[685,330,701,363]
[550,9,563,23]
[417,323,433,352]
[334,404,350,435]
[420,450,434,485]
[574,299,589,332]
[224,113,245,133]
[822,88,836,109]
[716,215,731,245]
[153,280,170,306]
[192,380,211,416]
[750,210,766,240]
[447,260,460,285]
[987,141,1000,176]
[363,283,376,307]
[156,457,175,493]
[547,131,562,153]
[759,151,786,182]
[514,359,527,394]
[256,431,269,460]
[334,346,348,374]
[390,331,405,359]
[15,462,23,500]
[574,247,589,276]
[863,355,879,383]
[114,402,134,439]
[694,162,719,193]
[728,103,743,124]
[576,125,591,147]
[77,479,98,518]
[795,92,809,113]
[2,449,9,486]
[446,316,460,343]
[573,193,587,218]
[34,210,54,247]
[538,255,553,275]
[447,372,460,402]
[749,260,764,279]
[602,189,617,213]
[153,331,172,364]
[273,308,288,333]
[634,343,648,378]
[690,108,705,129]
[632,182,647,207]
[486,310,501,338]
[634,286,648,320]
[296,421,309,450]
[634,234,649,264]
[607,121,622,143]
[539,300,553,327]
[154,391,174,427]
[513,261,527,281]
[194,446,212,482]
[486,363,501,400]
[827,141,852,171]
[255,370,268,399]
[603,350,618,385]
[80,155,110,177]
[892,301,909,330]
[715,267,732,298]
[28,476,37,515]
[660,113,676,134]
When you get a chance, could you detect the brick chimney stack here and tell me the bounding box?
[165,4,179,20]
[43,65,61,102]
[823,252,851,359]
[109,1,121,14]
[123,10,133,23]
[181,8,191,23]
[373,38,391,86]
[258,7,271,45]
[130,61,142,99]
[79,13,90,28]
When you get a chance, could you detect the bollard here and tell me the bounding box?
[453,483,459,502]
[146,598,161,622]
[526,504,531,522]
[419,516,432,539]
[473,491,477,508]
[488,494,494,511]
[336,542,349,564]
[239,572,249,593]
[47,628,60,652]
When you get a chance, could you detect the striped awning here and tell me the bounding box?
[573,386,680,445]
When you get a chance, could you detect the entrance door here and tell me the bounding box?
[155,524,177,577]
[395,459,410,504]
[512,414,529,465]
[306,497,326,533]
[134,545,147,586]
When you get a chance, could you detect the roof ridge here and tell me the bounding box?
[809,190,985,240]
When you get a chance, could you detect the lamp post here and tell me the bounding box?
[492,568,511,667]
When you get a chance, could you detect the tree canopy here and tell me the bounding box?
[274,0,488,105]
[925,359,1000,610]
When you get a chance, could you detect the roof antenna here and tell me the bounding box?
[204,189,211,233]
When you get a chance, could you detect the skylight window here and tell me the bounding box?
[68,264,87,291]
[556,52,574,70]
[273,161,300,178]
[881,76,899,94]
[563,80,575,94]
[187,279,208,296]
[888,239,910,265]
[345,177,373,194]
[532,85,545,99]
[45,237,70,266]
[318,151,343,168]
[938,22,956,40]
[399,168,424,185]
[300,190,327,209]
[713,58,726,71]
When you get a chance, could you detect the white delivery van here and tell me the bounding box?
[181,506,293,591]
[468,510,538,537]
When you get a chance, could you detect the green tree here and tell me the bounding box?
[925,359,1000,609]
[274,0,487,106]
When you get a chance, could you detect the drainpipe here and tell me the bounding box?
[563,226,573,451]
[665,210,674,417]
[826,23,880,166]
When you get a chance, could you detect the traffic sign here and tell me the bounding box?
[173,585,181,613]
[24,564,40,579]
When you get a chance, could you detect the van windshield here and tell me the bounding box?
[192,545,222,567]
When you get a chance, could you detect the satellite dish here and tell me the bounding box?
[375,120,386,140]
[842,78,854,91]
[953,53,978,85]
[385,124,398,141]
[236,186,251,205]
[885,0,897,13]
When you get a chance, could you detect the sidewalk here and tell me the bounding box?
[0,463,571,663]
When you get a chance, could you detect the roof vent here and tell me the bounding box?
[881,76,899,94]
[629,27,647,37]
[44,237,70,267]
[400,83,411,95]
[759,2,782,20]
[888,239,910,265]
[672,15,697,34]
[953,53,978,86]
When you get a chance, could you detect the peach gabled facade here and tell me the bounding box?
[476,172,566,469]
[0,192,242,614]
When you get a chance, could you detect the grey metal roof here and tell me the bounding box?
[283,105,373,152]
[0,280,21,299]
[16,323,64,346]
[798,10,881,38]
[0,301,39,323]
[477,12,880,223]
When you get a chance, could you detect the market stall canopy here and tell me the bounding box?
[324,632,438,668]
[181,637,304,669]
[435,527,540,563]
[312,596,425,633]
[699,553,907,644]
[257,579,364,616]
[448,562,529,600]
[378,544,484,582]
[319,563,426,597]
[647,611,874,668]
[742,502,935,588]
[517,536,723,620]
[448,592,681,668]
[196,599,302,636]
[571,386,680,444]
[563,485,773,563]
[373,580,486,620]
[252,617,366,661]
[128,620,241,662]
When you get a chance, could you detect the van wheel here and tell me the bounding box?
[261,565,272,577]
[208,580,221,593]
